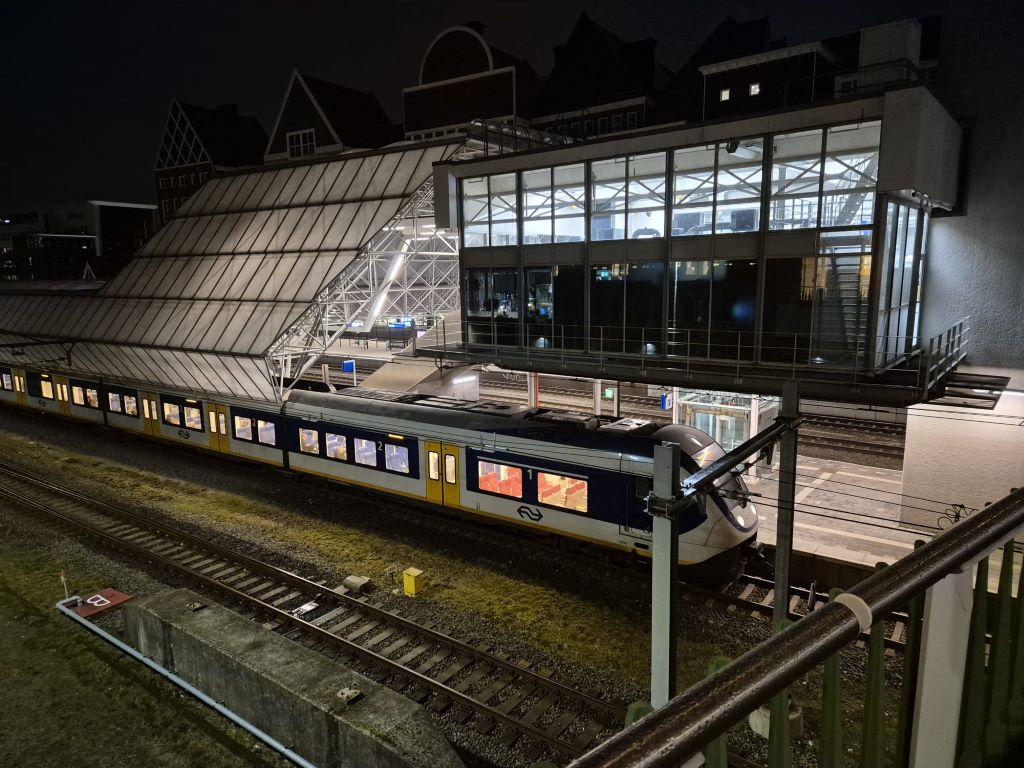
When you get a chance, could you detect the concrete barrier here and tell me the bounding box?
[124,589,464,768]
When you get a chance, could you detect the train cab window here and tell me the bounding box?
[444,454,457,484]
[477,460,523,498]
[257,420,275,445]
[72,386,85,405]
[299,428,319,454]
[538,472,588,513]
[326,433,347,460]
[183,406,202,430]
[163,402,181,426]
[428,451,440,481]
[1,373,10,390]
[108,393,122,413]
[385,444,410,474]
[40,380,54,399]
[354,438,377,467]
[234,416,253,441]
[86,388,99,409]
[124,396,138,417]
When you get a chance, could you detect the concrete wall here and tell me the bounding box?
[922,1,1024,368]
[124,588,464,768]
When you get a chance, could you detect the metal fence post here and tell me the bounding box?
[984,542,1017,762]
[821,589,844,768]
[862,563,889,768]
[957,558,990,768]
[703,656,731,768]
[768,619,794,768]
[897,541,927,768]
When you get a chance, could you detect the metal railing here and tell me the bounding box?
[921,316,970,393]
[567,487,1024,768]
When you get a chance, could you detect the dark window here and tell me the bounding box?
[287,129,316,159]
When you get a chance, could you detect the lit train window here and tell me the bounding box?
[354,438,377,467]
[538,472,588,513]
[477,460,522,498]
[60,384,69,401]
[1,374,10,390]
[299,428,319,454]
[234,416,253,441]
[385,445,410,474]
[326,433,347,460]
[124,396,138,417]
[108,393,122,413]
[183,406,202,430]
[86,388,99,409]
[257,420,276,446]
[163,403,181,425]
[428,451,440,481]
[72,386,85,406]
[143,399,150,419]
[40,380,54,399]
[218,413,227,435]
[444,454,457,484]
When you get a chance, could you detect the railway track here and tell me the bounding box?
[797,432,904,459]
[0,460,623,764]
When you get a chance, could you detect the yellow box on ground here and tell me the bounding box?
[403,567,424,597]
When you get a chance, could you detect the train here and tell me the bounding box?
[0,364,758,579]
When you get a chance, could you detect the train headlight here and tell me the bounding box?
[735,514,745,528]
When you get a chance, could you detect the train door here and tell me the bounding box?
[425,441,443,505]
[441,443,460,509]
[54,375,71,416]
[139,391,160,436]
[13,371,27,407]
[208,404,230,453]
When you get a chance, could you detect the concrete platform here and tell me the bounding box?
[124,588,464,768]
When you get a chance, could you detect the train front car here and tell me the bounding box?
[651,425,759,581]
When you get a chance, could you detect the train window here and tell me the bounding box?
[60,384,69,401]
[124,395,138,417]
[143,398,150,419]
[385,444,410,474]
[354,438,377,467]
[326,433,347,460]
[183,406,202,430]
[428,451,440,481]
[538,472,588,513]
[72,386,85,405]
[444,454,457,484]
[86,388,99,409]
[234,416,253,441]
[163,402,181,426]
[477,460,523,498]
[1,373,9,390]
[40,380,54,399]
[299,428,319,454]
[108,393,122,413]
[257,420,276,446]
[218,413,227,435]
[635,476,651,499]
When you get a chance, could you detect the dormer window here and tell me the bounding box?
[750,83,761,96]
[720,88,731,102]
[286,129,316,158]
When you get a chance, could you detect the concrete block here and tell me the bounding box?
[124,589,464,768]
[342,575,372,594]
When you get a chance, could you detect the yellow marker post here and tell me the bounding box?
[403,567,424,597]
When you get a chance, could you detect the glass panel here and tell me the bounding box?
[385,444,410,474]
[525,267,553,348]
[462,176,489,247]
[819,230,872,366]
[710,259,758,358]
[762,258,814,363]
[428,451,440,481]
[553,164,585,242]
[591,157,627,240]
[477,460,523,498]
[444,454,456,484]
[522,168,553,244]
[299,428,320,454]
[163,402,181,425]
[770,129,823,230]
[489,173,518,246]
[627,152,666,238]
[326,433,347,460]
[492,269,518,345]
[537,472,588,513]
[554,264,585,350]
[716,138,763,233]
[86,389,99,409]
[821,122,880,227]
[108,393,122,412]
[124,396,138,417]
[672,144,716,235]
[354,438,377,467]
[591,263,625,352]
[234,417,253,442]
[257,420,276,445]
[465,268,492,345]
[669,260,712,357]
[901,208,918,305]
[184,406,203,430]
[40,380,53,399]
[625,261,665,353]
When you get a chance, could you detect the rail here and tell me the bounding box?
[567,486,1024,768]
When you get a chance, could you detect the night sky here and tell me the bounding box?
[1,0,936,211]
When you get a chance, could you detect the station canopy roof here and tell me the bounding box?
[0,140,460,401]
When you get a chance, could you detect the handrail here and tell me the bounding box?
[568,486,1024,768]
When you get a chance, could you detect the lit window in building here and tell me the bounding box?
[537,472,588,513]
[286,129,316,159]
[720,88,731,102]
[749,83,760,96]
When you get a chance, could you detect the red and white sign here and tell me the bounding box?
[72,589,132,618]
